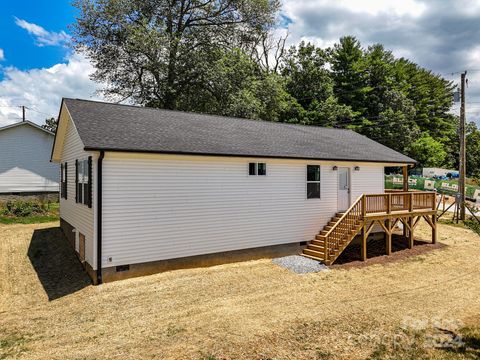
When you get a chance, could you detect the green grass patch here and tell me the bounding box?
[0,332,29,359]
[464,220,480,237]
[0,200,59,224]
[0,214,59,225]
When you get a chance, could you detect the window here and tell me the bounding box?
[76,157,92,207]
[60,162,68,199]
[248,162,267,176]
[307,165,320,199]
[249,162,257,175]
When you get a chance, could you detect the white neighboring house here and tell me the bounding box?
[51,98,417,284]
[0,121,58,194]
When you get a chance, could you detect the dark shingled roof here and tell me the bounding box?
[63,98,416,164]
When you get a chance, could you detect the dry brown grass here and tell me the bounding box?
[1,220,480,359]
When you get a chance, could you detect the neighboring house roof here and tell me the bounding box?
[58,98,416,164]
[0,120,54,136]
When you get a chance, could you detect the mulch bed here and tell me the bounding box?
[331,234,447,269]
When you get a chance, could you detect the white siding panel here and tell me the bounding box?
[59,115,96,267]
[350,164,385,232]
[350,165,385,199]
[102,155,340,267]
[0,124,58,193]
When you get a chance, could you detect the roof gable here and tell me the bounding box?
[61,98,416,165]
[0,120,53,136]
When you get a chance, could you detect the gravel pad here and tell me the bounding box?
[272,255,329,274]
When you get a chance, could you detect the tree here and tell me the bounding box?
[329,36,368,115]
[466,122,480,178]
[72,0,280,109]
[406,134,447,167]
[42,117,57,133]
[280,42,354,126]
[181,48,300,122]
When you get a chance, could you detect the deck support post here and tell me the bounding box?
[385,219,392,255]
[361,223,367,261]
[402,166,409,192]
[408,216,414,249]
[432,214,437,244]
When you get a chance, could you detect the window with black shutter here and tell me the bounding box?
[60,163,64,198]
[60,163,68,199]
[76,158,91,206]
[64,162,67,199]
[87,156,92,208]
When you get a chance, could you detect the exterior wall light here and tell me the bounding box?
[354,166,360,171]
[332,166,338,171]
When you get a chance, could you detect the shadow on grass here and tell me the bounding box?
[27,227,91,301]
[332,234,446,267]
[438,326,480,358]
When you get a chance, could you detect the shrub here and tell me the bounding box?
[0,200,51,217]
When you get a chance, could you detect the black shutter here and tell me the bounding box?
[65,162,68,200]
[75,159,78,203]
[87,156,92,208]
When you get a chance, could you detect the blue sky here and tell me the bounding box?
[0,0,479,126]
[0,1,74,72]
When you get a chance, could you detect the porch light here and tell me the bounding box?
[332,166,338,171]
[354,166,360,171]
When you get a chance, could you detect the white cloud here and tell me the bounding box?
[280,0,480,125]
[0,53,102,127]
[0,48,4,61]
[14,17,70,47]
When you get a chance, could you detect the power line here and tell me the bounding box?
[25,107,55,117]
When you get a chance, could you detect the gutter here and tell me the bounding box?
[96,150,105,284]
[83,147,417,166]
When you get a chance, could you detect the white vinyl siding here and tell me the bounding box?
[350,165,385,200]
[59,115,97,268]
[101,153,386,268]
[0,124,58,193]
[350,164,385,233]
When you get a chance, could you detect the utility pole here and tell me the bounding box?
[459,71,467,220]
[21,106,26,122]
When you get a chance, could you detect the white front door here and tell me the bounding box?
[338,167,351,211]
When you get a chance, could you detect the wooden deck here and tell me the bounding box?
[302,192,437,265]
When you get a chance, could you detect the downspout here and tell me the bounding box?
[96,150,105,284]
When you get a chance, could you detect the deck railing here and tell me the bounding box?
[365,191,436,214]
[323,191,436,261]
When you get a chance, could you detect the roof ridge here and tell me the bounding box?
[0,120,54,135]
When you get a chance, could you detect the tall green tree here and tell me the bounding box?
[466,122,480,178]
[406,134,447,167]
[182,48,301,122]
[73,0,280,109]
[280,41,353,126]
[329,36,368,116]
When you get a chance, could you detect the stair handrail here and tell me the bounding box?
[323,194,364,261]
[324,194,364,239]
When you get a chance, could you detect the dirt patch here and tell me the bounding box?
[332,235,447,269]
[1,220,480,359]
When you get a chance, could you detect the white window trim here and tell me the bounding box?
[248,162,267,176]
[306,165,321,199]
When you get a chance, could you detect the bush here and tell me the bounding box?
[0,200,51,217]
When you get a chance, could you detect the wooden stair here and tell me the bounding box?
[302,197,365,265]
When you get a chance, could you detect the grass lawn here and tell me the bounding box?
[1,220,480,359]
[0,202,59,225]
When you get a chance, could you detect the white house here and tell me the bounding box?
[0,121,58,195]
[51,98,421,284]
